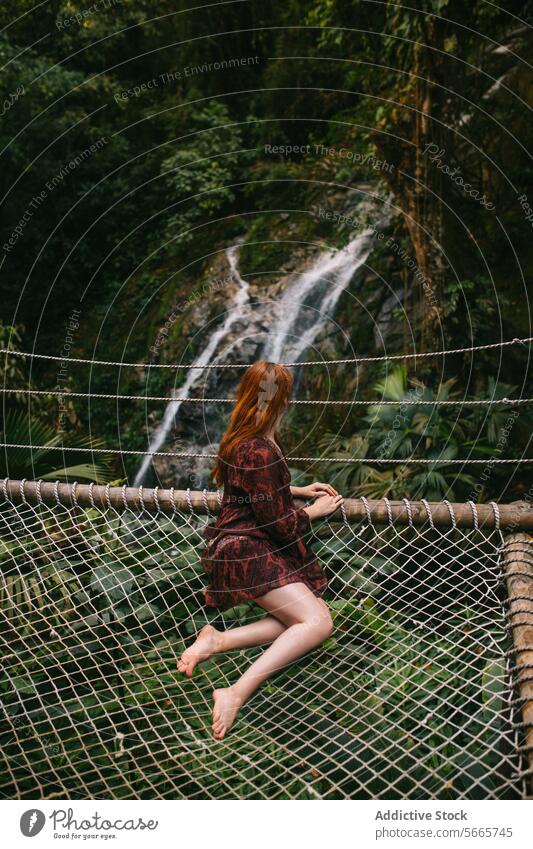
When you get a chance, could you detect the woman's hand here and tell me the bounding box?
[304,492,344,521]
[292,482,338,499]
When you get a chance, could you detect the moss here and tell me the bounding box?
[239,212,327,280]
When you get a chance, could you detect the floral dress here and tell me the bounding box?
[201,436,327,610]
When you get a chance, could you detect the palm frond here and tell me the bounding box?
[1,410,113,483]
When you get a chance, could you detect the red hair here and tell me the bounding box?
[213,360,293,487]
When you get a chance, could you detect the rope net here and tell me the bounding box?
[0,486,531,800]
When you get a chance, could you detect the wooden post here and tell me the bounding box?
[502,532,533,797]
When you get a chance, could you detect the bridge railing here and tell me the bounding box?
[3,478,533,529]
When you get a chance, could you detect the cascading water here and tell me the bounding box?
[133,245,250,486]
[262,228,375,364]
[134,199,387,487]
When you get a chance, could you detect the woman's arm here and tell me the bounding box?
[236,443,311,544]
[289,483,343,520]
[236,443,344,539]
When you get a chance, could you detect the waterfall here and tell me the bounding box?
[262,229,375,363]
[133,214,380,486]
[133,246,250,486]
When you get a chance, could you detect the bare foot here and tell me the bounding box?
[178,625,223,677]
[212,687,243,740]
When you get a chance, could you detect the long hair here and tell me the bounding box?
[213,360,293,487]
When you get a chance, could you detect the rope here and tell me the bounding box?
[1,441,532,464]
[1,335,531,371]
[383,497,394,527]
[421,499,435,530]
[1,386,530,407]
[468,500,480,532]
[402,497,414,527]
[294,336,533,366]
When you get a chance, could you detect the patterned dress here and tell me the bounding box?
[201,435,327,610]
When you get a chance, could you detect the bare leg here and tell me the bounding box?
[178,615,286,677]
[212,583,333,740]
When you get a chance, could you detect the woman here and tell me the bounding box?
[178,360,344,739]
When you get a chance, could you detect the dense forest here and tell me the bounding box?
[1,1,533,804]
[1,0,532,501]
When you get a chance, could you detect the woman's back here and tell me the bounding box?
[201,435,324,610]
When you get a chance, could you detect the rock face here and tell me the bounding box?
[136,191,399,489]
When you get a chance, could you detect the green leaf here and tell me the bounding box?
[90,563,135,604]
[12,674,38,694]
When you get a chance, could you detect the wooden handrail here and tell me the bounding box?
[2,479,533,530]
